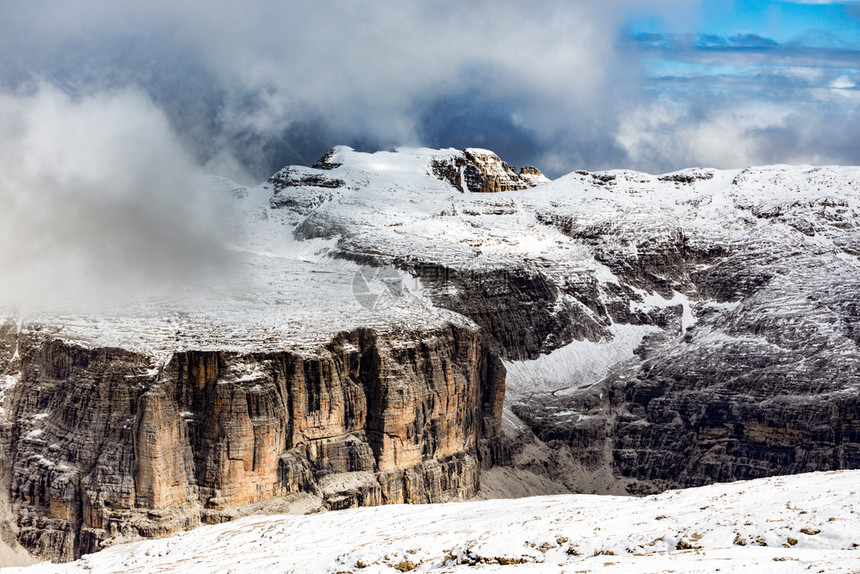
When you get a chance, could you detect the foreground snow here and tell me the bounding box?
[10,471,859,573]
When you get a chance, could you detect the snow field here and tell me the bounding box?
[11,470,859,574]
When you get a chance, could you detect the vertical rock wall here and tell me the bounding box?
[0,324,504,562]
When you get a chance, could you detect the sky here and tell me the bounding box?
[622,0,860,173]
[0,0,859,307]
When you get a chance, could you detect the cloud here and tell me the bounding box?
[0,0,701,179]
[617,26,860,172]
[617,101,791,170]
[0,85,236,310]
[616,97,860,172]
[631,32,860,70]
[748,104,860,166]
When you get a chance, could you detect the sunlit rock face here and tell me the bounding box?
[2,147,859,562]
[1,324,503,561]
[430,147,548,193]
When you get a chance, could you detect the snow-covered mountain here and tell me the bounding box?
[1,145,858,564]
[9,470,860,573]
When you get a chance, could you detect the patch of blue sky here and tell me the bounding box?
[627,0,860,48]
[625,1,860,102]
[640,57,749,79]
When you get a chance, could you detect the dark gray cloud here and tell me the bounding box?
[749,105,860,166]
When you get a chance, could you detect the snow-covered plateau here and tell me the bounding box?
[1,146,858,565]
[7,470,859,573]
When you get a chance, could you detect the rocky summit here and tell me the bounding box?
[1,146,858,563]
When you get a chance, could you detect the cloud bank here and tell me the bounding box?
[0,0,702,180]
[0,86,235,310]
[3,0,856,179]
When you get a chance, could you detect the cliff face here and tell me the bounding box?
[0,324,504,562]
[430,148,549,194]
[255,152,860,499]
[510,251,860,494]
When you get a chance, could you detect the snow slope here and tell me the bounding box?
[503,323,659,397]
[6,147,859,362]
[8,470,859,573]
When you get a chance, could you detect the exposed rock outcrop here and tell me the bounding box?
[508,169,860,493]
[268,166,345,193]
[0,324,504,562]
[430,148,548,193]
[403,264,608,361]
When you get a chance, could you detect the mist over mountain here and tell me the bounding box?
[0,87,237,310]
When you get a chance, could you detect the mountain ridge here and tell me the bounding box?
[1,145,859,563]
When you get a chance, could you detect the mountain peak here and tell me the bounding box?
[269,146,550,196]
[430,147,549,193]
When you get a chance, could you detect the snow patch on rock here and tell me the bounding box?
[504,323,660,397]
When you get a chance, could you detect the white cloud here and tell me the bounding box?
[616,95,860,172]
[617,101,795,170]
[0,85,235,310]
[830,75,857,89]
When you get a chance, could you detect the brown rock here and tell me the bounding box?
[430,149,549,193]
[0,323,504,562]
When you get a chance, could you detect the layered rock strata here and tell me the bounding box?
[0,323,504,562]
[505,168,860,494]
[431,148,548,193]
